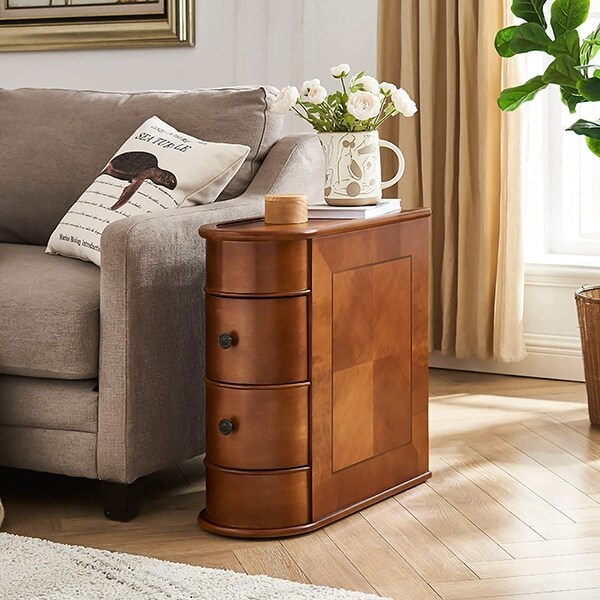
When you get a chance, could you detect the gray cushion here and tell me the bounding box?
[0,375,98,433]
[0,244,100,379]
[0,87,283,245]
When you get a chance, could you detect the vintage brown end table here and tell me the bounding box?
[198,208,431,538]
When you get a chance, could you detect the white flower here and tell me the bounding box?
[392,88,418,117]
[379,82,398,96]
[352,75,380,93]
[330,63,350,78]
[307,85,328,105]
[301,78,321,96]
[272,86,300,114]
[347,91,382,121]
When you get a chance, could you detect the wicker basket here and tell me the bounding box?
[575,285,600,427]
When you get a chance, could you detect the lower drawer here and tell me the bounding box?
[204,463,310,530]
[206,380,309,470]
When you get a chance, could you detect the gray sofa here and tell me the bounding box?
[0,87,324,519]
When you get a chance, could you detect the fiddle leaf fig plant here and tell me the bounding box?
[495,0,600,157]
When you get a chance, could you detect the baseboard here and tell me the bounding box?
[430,332,584,382]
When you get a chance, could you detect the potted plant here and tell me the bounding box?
[495,0,600,154]
[495,0,600,426]
[272,65,418,206]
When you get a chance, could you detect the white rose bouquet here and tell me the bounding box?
[272,64,418,132]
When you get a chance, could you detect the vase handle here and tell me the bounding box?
[379,139,405,190]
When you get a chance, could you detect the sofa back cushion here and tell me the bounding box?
[0,87,282,245]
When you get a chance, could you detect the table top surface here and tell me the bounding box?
[199,208,431,242]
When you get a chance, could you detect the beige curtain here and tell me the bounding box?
[378,0,526,362]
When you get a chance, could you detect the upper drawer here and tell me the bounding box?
[205,240,308,296]
[206,295,308,385]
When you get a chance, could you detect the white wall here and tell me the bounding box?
[0,0,377,95]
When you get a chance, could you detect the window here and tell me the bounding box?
[521,4,600,264]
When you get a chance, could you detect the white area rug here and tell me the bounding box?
[0,533,389,599]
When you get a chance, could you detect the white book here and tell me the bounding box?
[308,200,401,220]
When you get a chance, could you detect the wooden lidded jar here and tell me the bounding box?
[264,194,308,225]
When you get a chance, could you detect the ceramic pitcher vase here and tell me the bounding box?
[318,131,405,206]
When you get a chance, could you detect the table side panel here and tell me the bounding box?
[310,218,430,521]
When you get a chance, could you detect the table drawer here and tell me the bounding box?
[204,463,310,530]
[206,295,308,385]
[205,240,308,296]
[206,381,309,470]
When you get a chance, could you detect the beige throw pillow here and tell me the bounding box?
[46,116,250,266]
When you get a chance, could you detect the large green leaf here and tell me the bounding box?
[561,87,587,112]
[509,23,553,54]
[498,75,549,111]
[495,26,519,57]
[548,30,580,61]
[543,55,583,87]
[567,118,600,139]
[511,0,548,28]
[550,0,590,39]
[587,137,600,157]
[577,77,600,100]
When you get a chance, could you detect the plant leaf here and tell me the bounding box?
[567,118,600,139]
[548,30,580,61]
[586,136,600,157]
[509,23,553,54]
[543,55,583,88]
[495,26,519,57]
[561,87,587,112]
[577,77,600,100]
[498,75,548,111]
[550,0,590,39]
[511,0,548,28]
[581,23,600,65]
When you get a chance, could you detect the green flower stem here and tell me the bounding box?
[292,105,316,126]
[373,111,399,130]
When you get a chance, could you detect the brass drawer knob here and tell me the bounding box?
[218,333,233,349]
[218,419,234,436]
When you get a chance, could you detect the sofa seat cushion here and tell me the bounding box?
[0,244,100,379]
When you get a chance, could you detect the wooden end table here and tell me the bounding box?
[198,208,431,538]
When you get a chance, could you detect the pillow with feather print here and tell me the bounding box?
[46,116,250,266]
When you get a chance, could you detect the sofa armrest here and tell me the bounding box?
[98,133,323,482]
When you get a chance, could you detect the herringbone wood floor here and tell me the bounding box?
[2,369,599,599]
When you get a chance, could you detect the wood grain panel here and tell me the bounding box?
[445,453,573,526]
[433,569,600,600]
[396,486,511,563]
[332,362,374,471]
[205,239,308,296]
[205,295,308,385]
[203,463,310,530]
[362,497,479,584]
[205,381,309,470]
[324,513,442,600]
[311,219,430,520]
[427,457,542,544]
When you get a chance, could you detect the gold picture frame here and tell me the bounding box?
[0,0,194,52]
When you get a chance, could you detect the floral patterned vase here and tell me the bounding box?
[318,131,405,206]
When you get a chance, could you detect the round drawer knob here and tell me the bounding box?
[218,333,233,349]
[218,419,234,436]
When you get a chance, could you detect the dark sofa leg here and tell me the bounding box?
[102,480,144,522]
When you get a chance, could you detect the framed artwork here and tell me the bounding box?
[0,0,193,51]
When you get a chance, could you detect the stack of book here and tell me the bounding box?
[307,200,401,220]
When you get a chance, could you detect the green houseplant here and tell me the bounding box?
[495,0,600,156]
